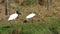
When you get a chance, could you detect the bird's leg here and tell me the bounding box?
[14,20,17,27]
[9,21,14,27]
[32,19,33,23]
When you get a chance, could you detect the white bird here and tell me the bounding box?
[24,12,36,23]
[8,11,21,21]
[26,13,36,19]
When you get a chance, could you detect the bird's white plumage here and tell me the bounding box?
[26,13,36,19]
[8,13,18,21]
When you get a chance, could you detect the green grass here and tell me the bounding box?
[26,0,37,5]
[0,19,60,34]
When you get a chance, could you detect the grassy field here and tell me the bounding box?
[0,0,60,34]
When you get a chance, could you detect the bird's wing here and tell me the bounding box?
[26,13,35,19]
[8,14,18,21]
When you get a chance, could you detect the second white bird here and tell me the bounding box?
[26,13,36,19]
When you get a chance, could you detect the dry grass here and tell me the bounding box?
[0,0,60,23]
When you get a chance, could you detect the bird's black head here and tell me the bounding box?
[16,11,21,15]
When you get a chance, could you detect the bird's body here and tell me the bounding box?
[8,11,21,21]
[26,13,36,19]
[8,13,18,21]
